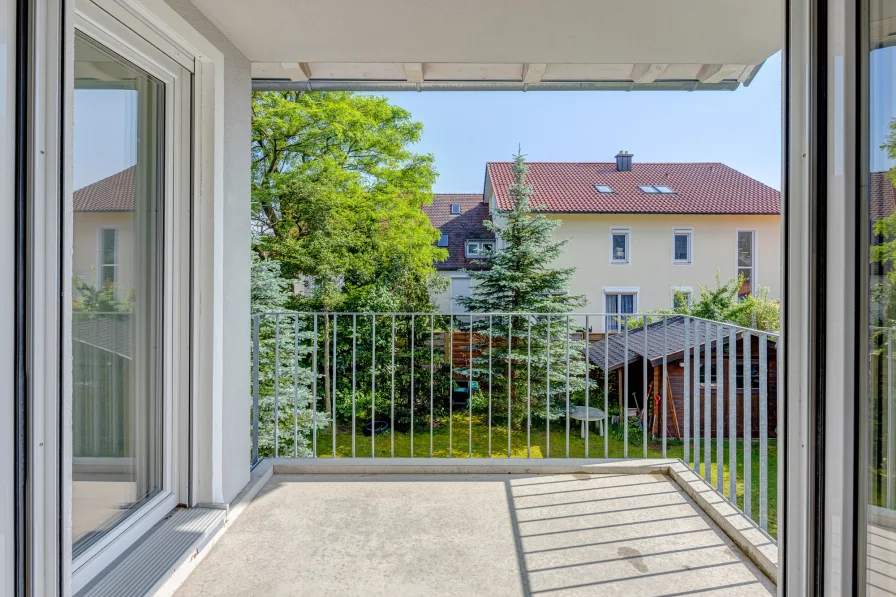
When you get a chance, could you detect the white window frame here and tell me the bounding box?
[602,286,639,332]
[670,285,694,309]
[465,239,494,258]
[450,203,461,214]
[96,226,120,289]
[69,2,199,591]
[609,226,631,265]
[593,184,614,193]
[672,227,693,265]
[736,228,758,295]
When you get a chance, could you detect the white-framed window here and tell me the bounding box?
[638,184,675,194]
[450,275,472,314]
[609,227,631,264]
[97,227,119,288]
[603,287,639,332]
[450,203,462,214]
[671,286,694,309]
[438,233,449,247]
[465,239,494,257]
[736,229,756,296]
[593,184,614,193]
[672,227,693,264]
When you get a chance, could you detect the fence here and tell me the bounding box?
[251,311,780,535]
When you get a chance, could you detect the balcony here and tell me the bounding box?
[176,312,780,595]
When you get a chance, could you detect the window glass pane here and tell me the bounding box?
[674,233,689,261]
[638,185,658,193]
[865,1,896,591]
[612,233,627,260]
[438,233,449,247]
[738,230,753,266]
[620,294,635,313]
[655,185,674,193]
[482,242,494,252]
[71,32,164,558]
[673,291,690,309]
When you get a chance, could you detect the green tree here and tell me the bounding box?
[251,91,448,407]
[871,118,896,327]
[457,151,591,424]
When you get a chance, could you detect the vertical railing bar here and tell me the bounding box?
[585,315,590,460]
[623,315,629,459]
[744,330,752,518]
[728,326,737,502]
[449,314,454,458]
[430,315,434,458]
[643,314,648,459]
[683,317,690,467]
[889,330,895,508]
[662,316,668,458]
[293,315,300,458]
[274,314,280,458]
[546,315,551,458]
[566,315,571,460]
[252,315,260,464]
[507,314,513,459]
[332,314,337,459]
[603,315,609,459]
[704,322,711,483]
[469,314,473,458]
[312,314,317,458]
[693,319,700,475]
[372,315,376,459]
[391,314,396,459]
[527,317,532,459]
[716,323,723,491]
[489,315,493,458]
[411,315,415,458]
[352,314,357,458]
[759,333,768,531]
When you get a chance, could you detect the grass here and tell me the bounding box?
[313,414,778,537]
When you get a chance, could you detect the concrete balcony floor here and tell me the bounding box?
[176,473,775,597]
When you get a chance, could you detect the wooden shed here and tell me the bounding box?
[587,316,778,440]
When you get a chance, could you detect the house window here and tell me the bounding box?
[450,276,471,314]
[450,204,462,214]
[98,227,119,289]
[737,230,755,296]
[593,184,614,193]
[673,228,692,264]
[639,184,675,194]
[671,287,693,309]
[610,227,630,263]
[465,239,494,257]
[438,233,449,247]
[604,290,637,332]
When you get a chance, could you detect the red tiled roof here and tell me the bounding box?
[73,166,135,211]
[871,171,896,223]
[486,162,781,214]
[422,194,493,271]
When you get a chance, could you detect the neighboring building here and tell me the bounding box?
[73,166,136,300]
[871,170,896,322]
[422,193,494,313]
[425,153,782,325]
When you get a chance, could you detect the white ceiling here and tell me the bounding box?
[190,0,783,90]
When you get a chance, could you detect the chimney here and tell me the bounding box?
[615,150,633,172]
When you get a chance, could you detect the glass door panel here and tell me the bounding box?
[71,31,164,558]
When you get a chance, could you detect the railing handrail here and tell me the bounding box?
[250,310,780,338]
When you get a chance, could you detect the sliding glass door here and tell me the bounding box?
[70,1,191,586]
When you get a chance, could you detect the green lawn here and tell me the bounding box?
[313,414,778,537]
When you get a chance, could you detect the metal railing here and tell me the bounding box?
[251,311,780,535]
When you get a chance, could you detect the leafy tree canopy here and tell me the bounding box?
[252,91,447,312]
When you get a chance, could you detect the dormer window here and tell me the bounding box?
[450,204,462,214]
[594,184,614,193]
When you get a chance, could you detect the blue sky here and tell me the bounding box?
[378,51,784,194]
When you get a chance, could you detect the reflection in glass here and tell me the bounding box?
[867,1,896,593]
[71,32,164,558]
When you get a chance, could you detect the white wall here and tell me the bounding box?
[162,0,252,504]
[552,213,781,320]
